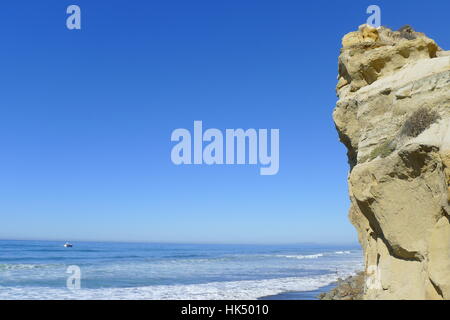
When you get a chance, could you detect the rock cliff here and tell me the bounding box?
[334,25,450,300]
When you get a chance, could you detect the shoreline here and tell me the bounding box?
[258,283,338,300]
[259,272,365,300]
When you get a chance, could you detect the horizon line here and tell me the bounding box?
[0,238,360,247]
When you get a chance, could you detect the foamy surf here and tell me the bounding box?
[275,254,324,259]
[0,271,359,300]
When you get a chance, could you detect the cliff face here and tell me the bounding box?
[334,25,450,300]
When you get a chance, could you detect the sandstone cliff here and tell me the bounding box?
[334,25,450,300]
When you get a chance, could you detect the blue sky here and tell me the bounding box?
[1,0,449,244]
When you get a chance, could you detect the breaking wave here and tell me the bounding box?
[0,271,357,300]
[275,254,324,259]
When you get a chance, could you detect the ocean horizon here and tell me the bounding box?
[0,240,363,300]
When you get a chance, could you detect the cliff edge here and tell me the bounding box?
[334,25,450,300]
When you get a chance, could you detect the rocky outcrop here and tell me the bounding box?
[318,273,365,300]
[334,25,450,300]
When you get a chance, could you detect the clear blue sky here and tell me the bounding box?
[1,0,449,244]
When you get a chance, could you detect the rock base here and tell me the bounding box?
[318,272,365,300]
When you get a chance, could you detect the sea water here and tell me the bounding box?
[0,240,363,300]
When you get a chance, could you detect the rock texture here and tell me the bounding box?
[318,273,365,300]
[334,25,450,300]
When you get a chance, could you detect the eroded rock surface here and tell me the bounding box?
[334,25,450,300]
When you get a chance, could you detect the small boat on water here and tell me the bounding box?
[64,242,73,248]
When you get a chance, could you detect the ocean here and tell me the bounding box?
[0,240,363,300]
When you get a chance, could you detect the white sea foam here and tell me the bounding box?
[275,254,324,259]
[0,264,58,271]
[334,251,351,255]
[0,269,359,300]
